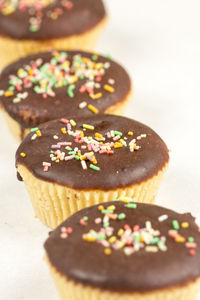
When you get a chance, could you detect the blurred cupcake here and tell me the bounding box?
[16,114,169,228]
[44,199,200,300]
[0,0,107,68]
[0,50,132,141]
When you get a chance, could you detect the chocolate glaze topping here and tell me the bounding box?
[16,114,169,190]
[44,201,200,292]
[0,51,131,129]
[0,0,106,40]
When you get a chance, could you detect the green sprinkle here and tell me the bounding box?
[103,222,110,228]
[89,164,100,171]
[68,151,76,155]
[83,216,88,221]
[8,86,15,91]
[96,235,106,240]
[151,237,160,245]
[79,75,85,80]
[65,146,72,151]
[101,209,114,214]
[92,55,98,61]
[114,130,123,136]
[118,213,126,220]
[106,53,112,59]
[172,220,180,230]
[31,127,39,132]
[125,203,137,209]
[67,84,75,98]
[132,234,140,242]
[75,155,80,160]
[29,26,39,32]
[188,237,194,242]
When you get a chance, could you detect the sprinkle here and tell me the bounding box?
[185,242,197,249]
[67,84,75,98]
[175,237,185,243]
[79,101,87,109]
[60,118,69,124]
[89,92,102,100]
[190,249,196,256]
[172,220,180,230]
[95,218,101,224]
[4,91,14,97]
[81,160,87,170]
[114,130,123,137]
[31,127,39,132]
[20,152,26,158]
[83,216,88,221]
[98,205,104,211]
[104,84,115,93]
[88,104,99,114]
[108,78,115,85]
[60,233,68,239]
[83,124,94,130]
[125,203,137,209]
[53,135,59,140]
[70,119,76,127]
[104,248,112,255]
[145,246,158,253]
[90,164,100,171]
[158,215,168,222]
[118,213,126,220]
[36,130,42,136]
[128,131,133,136]
[188,237,194,243]
[181,222,189,228]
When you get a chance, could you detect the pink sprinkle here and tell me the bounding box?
[60,233,68,239]
[58,142,72,146]
[124,224,131,230]
[51,145,61,149]
[65,155,75,161]
[43,166,49,172]
[185,242,197,249]
[61,226,67,233]
[95,218,102,224]
[43,162,51,167]
[66,227,73,234]
[107,150,114,155]
[133,225,140,232]
[190,249,196,256]
[80,218,86,226]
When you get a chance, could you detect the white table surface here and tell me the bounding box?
[1,1,200,299]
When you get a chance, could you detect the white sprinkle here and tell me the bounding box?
[31,133,37,140]
[158,214,168,222]
[79,101,87,109]
[0,90,4,96]
[53,135,59,140]
[81,160,87,170]
[108,78,115,85]
[13,97,21,103]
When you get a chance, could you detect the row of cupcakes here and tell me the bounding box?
[0,1,200,300]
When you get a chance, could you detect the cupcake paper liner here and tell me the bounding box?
[17,162,168,228]
[45,256,200,300]
[0,16,107,69]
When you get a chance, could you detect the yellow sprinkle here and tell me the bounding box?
[83,235,95,242]
[145,246,158,253]
[20,152,26,158]
[107,205,116,211]
[104,248,112,255]
[117,229,124,236]
[128,131,133,136]
[89,93,102,100]
[4,91,14,97]
[36,130,42,137]
[104,84,115,93]
[96,63,103,70]
[181,222,189,229]
[61,128,67,134]
[98,205,104,211]
[70,119,76,127]
[92,158,97,164]
[175,237,185,243]
[88,104,99,114]
[83,124,94,130]
[114,142,123,149]
[109,236,117,244]
[95,133,103,139]
[118,196,133,203]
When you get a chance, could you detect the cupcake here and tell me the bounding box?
[16,114,169,228]
[0,50,132,141]
[44,199,200,300]
[0,0,107,68]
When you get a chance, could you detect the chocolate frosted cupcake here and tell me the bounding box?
[0,0,107,68]
[16,114,169,228]
[44,199,200,300]
[0,50,132,141]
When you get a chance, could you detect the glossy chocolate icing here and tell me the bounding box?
[44,201,200,292]
[0,51,131,129]
[16,114,169,190]
[0,0,106,40]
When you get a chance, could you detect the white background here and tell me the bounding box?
[0,0,200,299]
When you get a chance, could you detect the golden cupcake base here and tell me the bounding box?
[17,160,168,229]
[45,256,200,300]
[0,88,133,142]
[0,16,108,69]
